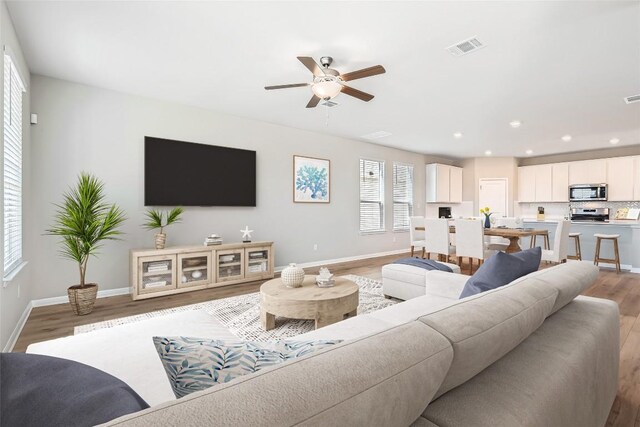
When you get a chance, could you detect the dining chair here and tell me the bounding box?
[423,218,456,262]
[409,216,426,258]
[454,219,498,274]
[541,220,571,264]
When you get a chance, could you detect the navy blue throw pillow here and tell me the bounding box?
[459,246,542,299]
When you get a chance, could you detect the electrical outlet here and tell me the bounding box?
[313,244,318,251]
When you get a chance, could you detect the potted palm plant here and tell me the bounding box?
[47,173,126,315]
[143,207,183,249]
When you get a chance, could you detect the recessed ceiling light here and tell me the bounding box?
[453,132,463,139]
[525,149,533,155]
[509,120,521,128]
[485,150,492,156]
[561,135,572,142]
[609,138,620,145]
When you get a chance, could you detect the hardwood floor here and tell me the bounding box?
[12,254,640,426]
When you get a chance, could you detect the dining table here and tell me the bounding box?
[415,225,549,254]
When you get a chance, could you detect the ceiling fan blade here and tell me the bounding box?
[297,56,325,77]
[340,65,386,82]
[264,83,310,90]
[340,85,374,102]
[306,95,321,108]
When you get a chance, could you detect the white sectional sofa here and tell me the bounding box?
[94,261,618,427]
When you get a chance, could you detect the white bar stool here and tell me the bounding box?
[593,233,621,273]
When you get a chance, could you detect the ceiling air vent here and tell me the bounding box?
[624,94,640,104]
[361,131,392,140]
[446,36,485,56]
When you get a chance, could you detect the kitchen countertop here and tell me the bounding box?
[522,218,640,227]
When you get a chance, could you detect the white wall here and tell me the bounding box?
[461,157,518,215]
[0,0,32,350]
[29,75,431,300]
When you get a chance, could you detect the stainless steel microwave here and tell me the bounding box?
[569,184,608,202]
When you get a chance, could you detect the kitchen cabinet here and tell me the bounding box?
[634,156,640,201]
[518,164,553,202]
[518,166,536,202]
[607,157,635,201]
[568,159,607,185]
[426,163,463,203]
[534,164,553,202]
[552,163,569,202]
[449,166,463,203]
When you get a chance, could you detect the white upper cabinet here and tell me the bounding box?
[552,163,569,202]
[449,166,463,203]
[518,166,536,203]
[569,159,607,185]
[633,156,640,201]
[426,163,463,203]
[534,164,553,202]
[607,157,635,201]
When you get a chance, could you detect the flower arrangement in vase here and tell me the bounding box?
[480,206,492,229]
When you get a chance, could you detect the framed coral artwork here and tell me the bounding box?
[293,155,330,203]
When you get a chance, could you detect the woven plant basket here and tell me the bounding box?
[155,233,167,249]
[67,283,98,316]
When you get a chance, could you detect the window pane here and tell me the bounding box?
[393,163,413,230]
[4,55,24,275]
[359,159,385,232]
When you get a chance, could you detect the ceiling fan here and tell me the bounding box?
[265,56,386,108]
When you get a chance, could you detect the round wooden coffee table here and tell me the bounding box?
[260,275,359,330]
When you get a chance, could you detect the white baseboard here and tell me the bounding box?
[596,262,634,272]
[274,248,409,272]
[31,286,132,308]
[28,249,409,307]
[3,301,33,352]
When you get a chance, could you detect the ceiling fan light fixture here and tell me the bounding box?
[311,76,342,100]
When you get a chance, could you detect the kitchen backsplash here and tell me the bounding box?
[515,201,640,219]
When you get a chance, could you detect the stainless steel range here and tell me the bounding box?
[570,207,610,222]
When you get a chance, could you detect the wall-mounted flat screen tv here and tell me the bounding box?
[144,137,256,206]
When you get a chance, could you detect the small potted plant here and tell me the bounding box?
[480,206,492,229]
[46,173,126,315]
[143,207,183,249]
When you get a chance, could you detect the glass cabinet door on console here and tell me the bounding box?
[245,246,272,279]
[216,249,245,283]
[177,252,211,288]
[137,255,177,295]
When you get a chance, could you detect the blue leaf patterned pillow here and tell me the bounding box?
[153,336,342,398]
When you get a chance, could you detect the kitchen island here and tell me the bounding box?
[522,219,640,273]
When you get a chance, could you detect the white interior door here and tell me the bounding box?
[479,178,508,217]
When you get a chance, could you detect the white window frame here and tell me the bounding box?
[3,53,26,281]
[392,162,414,231]
[359,158,385,234]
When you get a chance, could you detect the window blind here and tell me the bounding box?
[4,55,25,276]
[359,159,385,233]
[393,163,414,231]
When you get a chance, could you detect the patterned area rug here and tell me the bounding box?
[74,275,396,341]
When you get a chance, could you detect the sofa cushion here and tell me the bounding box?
[459,247,541,299]
[153,337,341,398]
[105,322,454,427]
[422,296,619,427]
[513,261,599,314]
[0,353,148,427]
[419,274,558,397]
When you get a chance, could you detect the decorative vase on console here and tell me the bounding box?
[281,263,305,288]
[480,207,492,229]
